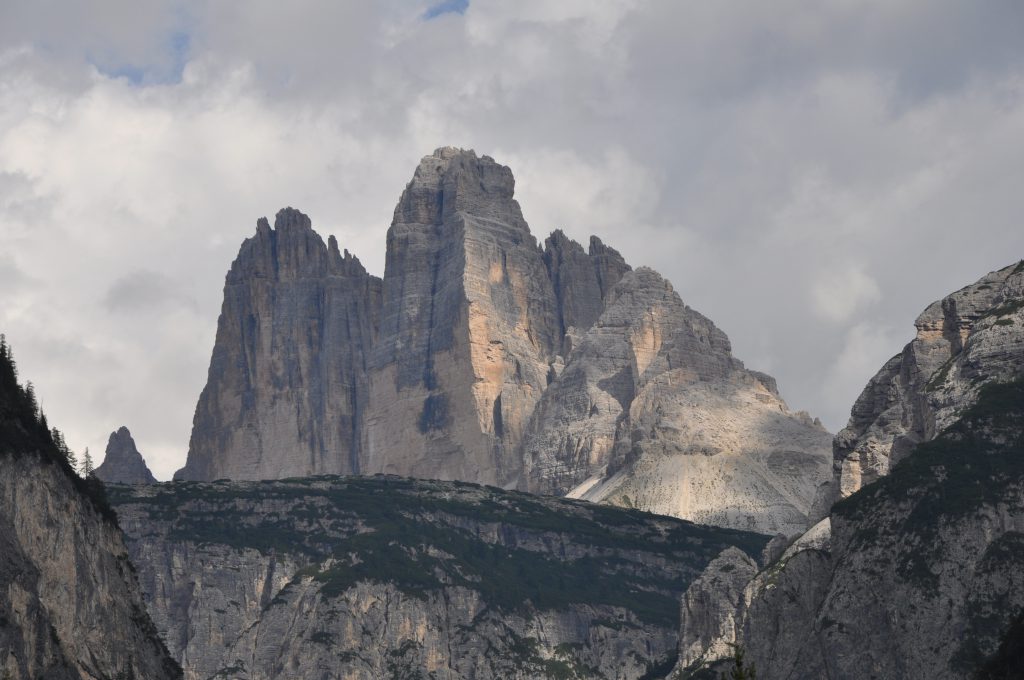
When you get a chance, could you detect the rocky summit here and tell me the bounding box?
[94,425,158,485]
[674,260,1024,679]
[173,147,831,536]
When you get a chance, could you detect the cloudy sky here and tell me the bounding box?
[2,1,1023,479]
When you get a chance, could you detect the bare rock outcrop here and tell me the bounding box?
[175,208,382,481]
[676,547,759,671]
[175,147,833,537]
[94,426,157,484]
[823,259,1024,509]
[0,341,179,680]
[362,148,562,486]
[110,475,769,680]
[676,261,1024,680]
[526,267,832,536]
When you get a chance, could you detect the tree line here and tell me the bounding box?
[0,333,95,477]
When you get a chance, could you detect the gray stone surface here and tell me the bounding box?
[676,547,759,672]
[174,147,833,537]
[0,451,179,680]
[823,259,1024,510]
[174,207,382,481]
[527,267,833,536]
[110,476,768,680]
[676,261,1024,680]
[363,147,562,486]
[94,425,157,485]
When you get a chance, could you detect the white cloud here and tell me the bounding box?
[1,2,1023,477]
[811,265,881,323]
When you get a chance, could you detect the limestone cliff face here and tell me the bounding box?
[363,148,563,486]
[175,208,382,481]
[109,476,769,680]
[0,345,179,680]
[824,259,1024,507]
[675,262,1024,680]
[526,268,832,536]
[175,148,832,537]
[94,426,157,484]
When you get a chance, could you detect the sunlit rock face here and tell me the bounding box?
[174,147,833,536]
[525,267,832,536]
[362,147,563,486]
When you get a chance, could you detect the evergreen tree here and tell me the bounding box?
[721,645,756,680]
[24,381,38,420]
[81,448,95,477]
[67,447,79,472]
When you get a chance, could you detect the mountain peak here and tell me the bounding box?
[94,426,157,485]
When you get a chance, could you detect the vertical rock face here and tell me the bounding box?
[675,547,758,671]
[676,261,1024,679]
[543,229,630,339]
[363,148,562,486]
[0,344,180,680]
[109,476,769,680]
[94,426,158,484]
[826,260,1024,506]
[174,147,832,537]
[526,268,833,536]
[175,208,382,481]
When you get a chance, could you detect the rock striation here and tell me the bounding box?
[0,341,180,680]
[174,147,832,536]
[175,208,382,481]
[525,267,833,536]
[109,475,769,680]
[94,425,158,484]
[362,148,563,486]
[821,259,1024,510]
[675,261,1024,679]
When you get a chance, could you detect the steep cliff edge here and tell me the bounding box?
[363,147,563,486]
[173,147,832,537]
[675,261,1024,679]
[109,475,769,680]
[527,268,832,536]
[0,339,180,680]
[826,259,1024,505]
[94,426,157,485]
[175,208,382,481]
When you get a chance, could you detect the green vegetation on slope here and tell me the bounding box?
[0,334,115,521]
[109,475,769,629]
[833,379,1024,587]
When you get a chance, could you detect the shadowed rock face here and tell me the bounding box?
[94,426,157,484]
[821,259,1024,510]
[0,345,180,680]
[109,475,769,680]
[174,208,382,481]
[676,262,1024,680]
[174,147,832,535]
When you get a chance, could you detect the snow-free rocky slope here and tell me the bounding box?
[175,147,831,536]
[94,425,157,485]
[0,341,180,680]
[109,475,769,680]
[674,260,1024,680]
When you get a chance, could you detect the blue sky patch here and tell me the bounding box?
[424,0,468,20]
[94,30,190,86]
